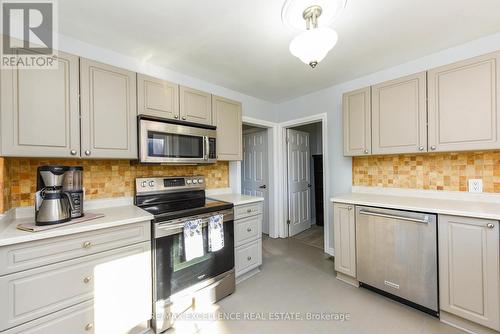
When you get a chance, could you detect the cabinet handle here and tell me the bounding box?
[83,241,92,249]
[84,150,91,156]
[70,150,77,155]
[83,276,92,284]
[430,146,436,151]
[247,256,252,261]
[85,323,93,331]
[182,116,186,120]
[364,149,369,154]
[247,227,252,232]
[418,146,424,151]
[348,206,353,211]
[174,115,179,119]
[487,223,495,229]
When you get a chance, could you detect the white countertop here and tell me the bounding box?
[331,192,500,221]
[208,193,264,206]
[0,205,153,247]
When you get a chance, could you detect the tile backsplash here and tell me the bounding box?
[353,151,500,192]
[0,158,229,212]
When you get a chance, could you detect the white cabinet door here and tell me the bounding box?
[213,95,242,160]
[343,87,371,156]
[428,51,500,152]
[137,74,179,119]
[333,203,356,278]
[80,59,137,159]
[439,215,500,331]
[372,72,427,154]
[179,86,212,125]
[0,51,80,157]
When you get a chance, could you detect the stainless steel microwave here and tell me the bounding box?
[138,116,217,164]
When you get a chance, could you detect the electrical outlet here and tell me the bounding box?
[468,179,483,193]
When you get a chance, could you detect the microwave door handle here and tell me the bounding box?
[204,136,209,161]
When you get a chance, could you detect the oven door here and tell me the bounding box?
[153,209,235,302]
[139,119,217,164]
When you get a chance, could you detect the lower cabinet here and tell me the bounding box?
[0,223,152,334]
[333,203,357,280]
[234,201,263,280]
[438,215,500,331]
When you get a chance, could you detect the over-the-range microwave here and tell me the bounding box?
[138,116,217,164]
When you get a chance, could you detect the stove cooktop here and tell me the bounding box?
[143,199,233,222]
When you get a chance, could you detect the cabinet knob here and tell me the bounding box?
[70,150,77,156]
[85,323,93,331]
[247,209,252,213]
[83,241,92,249]
[430,146,436,151]
[83,276,92,284]
[418,146,424,151]
[487,223,495,229]
[84,150,91,156]
[182,116,186,120]
[364,149,369,154]
[174,115,179,119]
[247,227,252,232]
[348,206,353,211]
[247,256,252,261]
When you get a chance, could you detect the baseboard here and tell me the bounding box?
[440,311,499,334]
[236,267,261,284]
[335,272,359,287]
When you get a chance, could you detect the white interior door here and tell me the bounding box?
[287,129,311,236]
[242,129,269,234]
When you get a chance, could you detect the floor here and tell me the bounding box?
[169,237,461,334]
[291,224,324,250]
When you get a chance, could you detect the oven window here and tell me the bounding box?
[147,131,203,158]
[155,221,234,299]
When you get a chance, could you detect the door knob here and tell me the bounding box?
[70,150,77,155]
[259,185,267,189]
[307,184,312,188]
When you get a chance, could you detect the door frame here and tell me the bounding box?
[241,116,280,238]
[278,113,331,255]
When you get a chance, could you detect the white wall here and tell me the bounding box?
[277,32,500,252]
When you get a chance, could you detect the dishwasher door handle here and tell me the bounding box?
[358,210,429,224]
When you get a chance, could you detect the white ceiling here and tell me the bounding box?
[59,0,500,102]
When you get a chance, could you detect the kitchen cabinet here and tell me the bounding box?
[137,74,179,119]
[179,86,212,125]
[371,72,427,154]
[212,95,243,160]
[428,51,500,152]
[439,214,500,331]
[343,87,371,156]
[333,203,357,283]
[0,51,80,158]
[80,58,137,159]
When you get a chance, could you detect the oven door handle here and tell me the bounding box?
[156,218,230,238]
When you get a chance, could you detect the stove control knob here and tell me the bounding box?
[186,179,192,185]
[141,181,147,188]
[149,180,155,187]
[192,179,198,184]
[198,178,204,184]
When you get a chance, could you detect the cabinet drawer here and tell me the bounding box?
[234,215,262,247]
[2,300,94,334]
[235,239,262,277]
[234,202,263,220]
[0,242,150,331]
[0,221,150,275]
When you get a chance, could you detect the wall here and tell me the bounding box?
[1,158,228,212]
[277,32,500,252]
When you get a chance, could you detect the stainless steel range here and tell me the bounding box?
[135,176,235,333]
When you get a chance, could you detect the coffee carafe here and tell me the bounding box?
[35,166,74,225]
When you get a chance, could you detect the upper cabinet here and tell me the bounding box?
[343,87,371,156]
[213,95,242,161]
[372,72,427,154]
[179,86,212,125]
[0,51,80,158]
[137,74,179,120]
[80,59,137,159]
[428,52,500,152]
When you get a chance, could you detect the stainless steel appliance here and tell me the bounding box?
[135,176,235,333]
[138,116,217,164]
[62,166,84,218]
[356,206,438,316]
[35,166,73,225]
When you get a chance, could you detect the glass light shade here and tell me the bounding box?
[289,28,338,66]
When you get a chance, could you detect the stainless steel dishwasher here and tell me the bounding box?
[356,206,438,316]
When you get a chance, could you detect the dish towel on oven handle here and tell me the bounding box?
[208,214,224,252]
[183,219,204,261]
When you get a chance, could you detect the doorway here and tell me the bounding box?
[241,124,270,235]
[285,121,324,250]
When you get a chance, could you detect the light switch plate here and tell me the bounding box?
[468,179,483,193]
